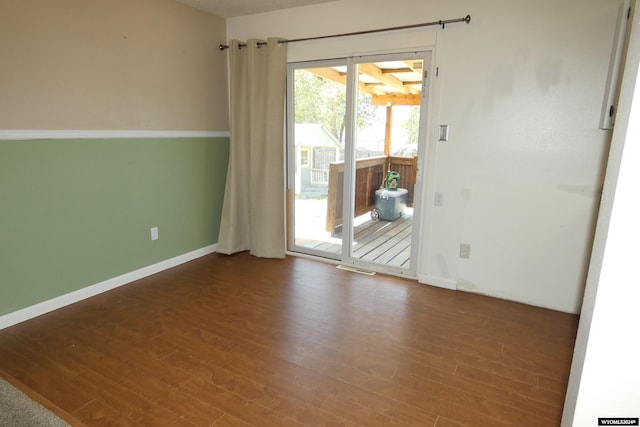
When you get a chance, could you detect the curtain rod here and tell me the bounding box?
[218,14,471,51]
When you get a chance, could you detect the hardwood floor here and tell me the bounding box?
[0,252,579,426]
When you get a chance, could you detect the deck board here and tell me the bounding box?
[295,213,413,268]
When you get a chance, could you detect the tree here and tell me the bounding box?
[401,106,421,146]
[294,70,375,143]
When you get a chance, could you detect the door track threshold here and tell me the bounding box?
[336,265,376,276]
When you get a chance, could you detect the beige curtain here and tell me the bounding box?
[217,38,288,258]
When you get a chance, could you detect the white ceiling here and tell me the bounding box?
[176,0,338,18]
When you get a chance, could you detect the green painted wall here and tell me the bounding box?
[0,137,229,316]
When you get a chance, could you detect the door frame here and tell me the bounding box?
[286,50,435,278]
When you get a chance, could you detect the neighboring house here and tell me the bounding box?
[294,124,342,197]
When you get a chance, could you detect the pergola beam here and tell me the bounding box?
[306,68,381,97]
[371,94,422,106]
[381,67,413,74]
[358,63,413,94]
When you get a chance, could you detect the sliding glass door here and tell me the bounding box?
[287,52,431,276]
[287,60,347,260]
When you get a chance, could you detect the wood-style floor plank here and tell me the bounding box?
[0,252,578,426]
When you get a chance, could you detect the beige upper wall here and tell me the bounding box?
[0,0,228,131]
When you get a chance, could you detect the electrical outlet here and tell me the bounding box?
[150,227,159,241]
[459,243,470,259]
[434,192,444,206]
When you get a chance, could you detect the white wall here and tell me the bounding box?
[563,2,640,423]
[227,0,620,313]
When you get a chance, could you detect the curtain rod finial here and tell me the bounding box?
[219,44,229,51]
[465,15,471,23]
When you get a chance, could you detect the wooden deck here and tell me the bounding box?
[325,155,417,234]
[295,212,413,268]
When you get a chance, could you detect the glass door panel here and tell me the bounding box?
[346,56,426,273]
[288,62,347,259]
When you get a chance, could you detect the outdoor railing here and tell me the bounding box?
[311,168,329,185]
[325,155,417,233]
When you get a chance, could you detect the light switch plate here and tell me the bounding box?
[439,125,449,141]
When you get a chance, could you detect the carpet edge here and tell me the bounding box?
[0,370,88,427]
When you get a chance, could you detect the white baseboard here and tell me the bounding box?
[418,274,457,290]
[0,244,217,330]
